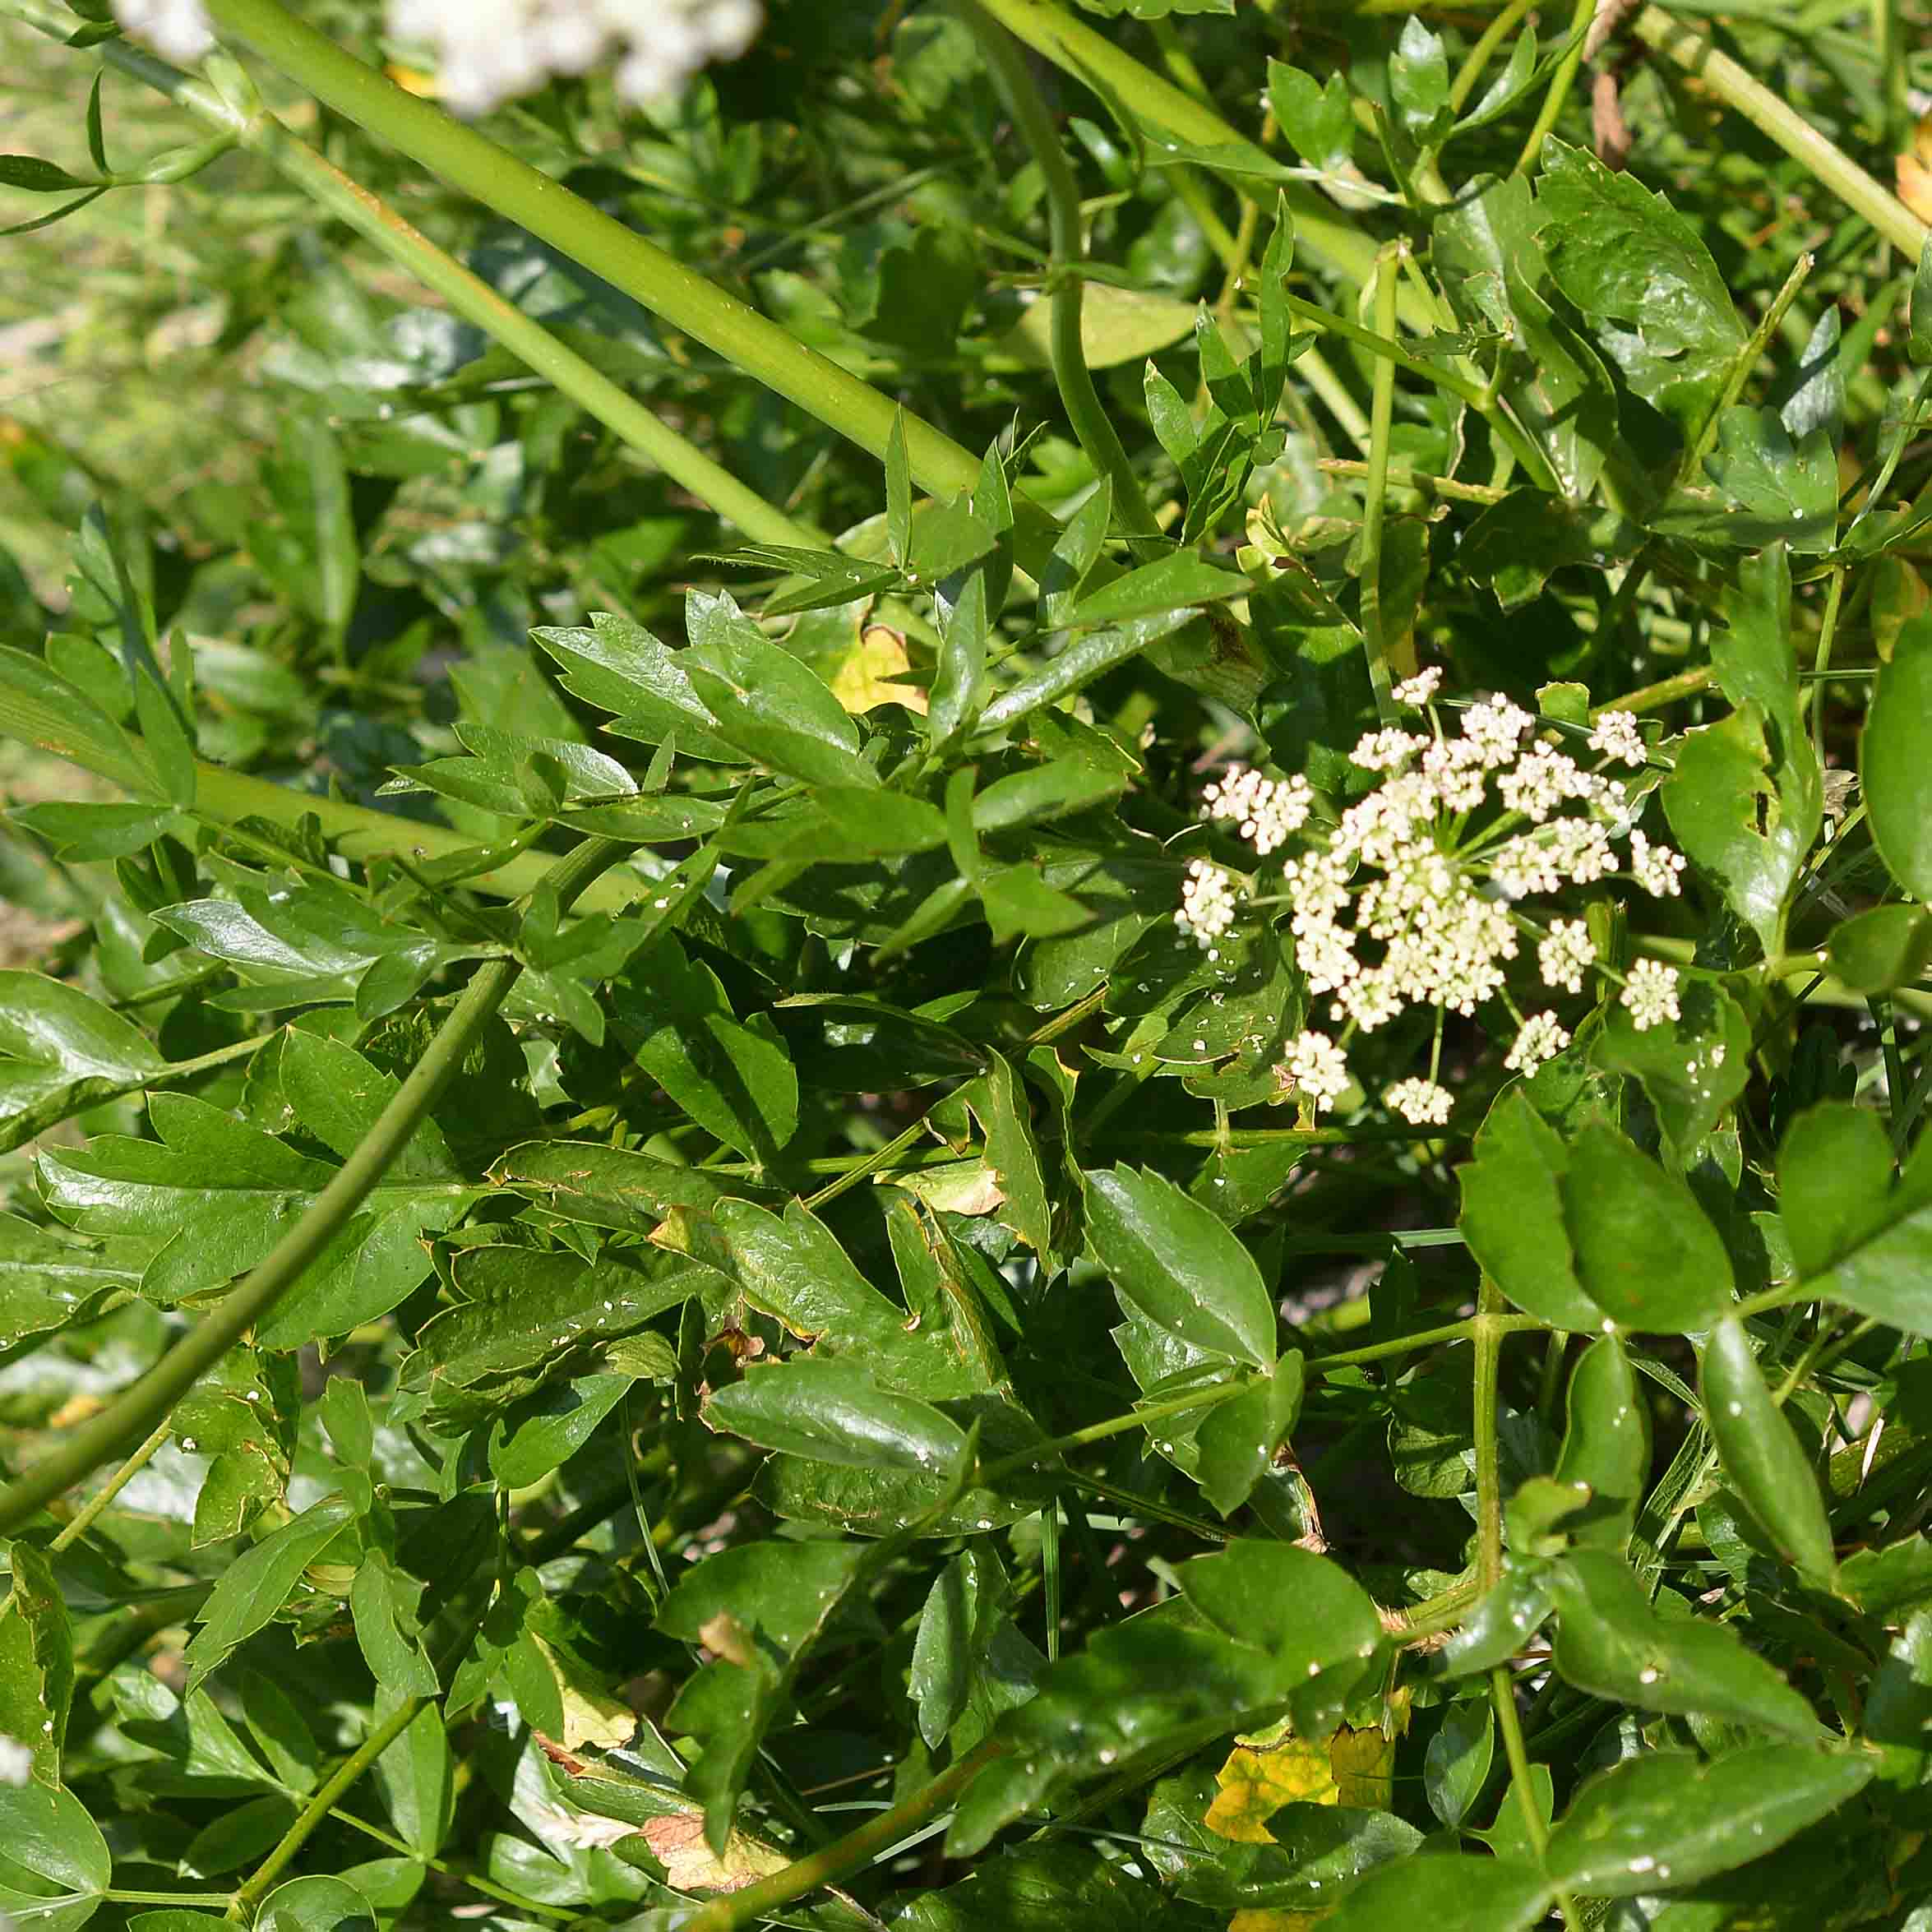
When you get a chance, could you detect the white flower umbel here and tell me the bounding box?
[1505,1010,1571,1075]
[1386,1076,1452,1125]
[1175,859,1239,953]
[1629,829,1687,898]
[1393,667,1443,708]
[1620,958,1681,1030]
[1285,1030,1351,1112]
[112,0,214,61]
[385,0,763,116]
[1537,918,1596,994]
[1588,709,1648,768]
[1201,765,1313,856]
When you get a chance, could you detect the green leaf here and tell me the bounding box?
[1827,904,1932,993]
[373,1694,452,1860]
[1315,1852,1551,1931]
[891,1842,1186,1930]
[1687,406,1839,553]
[0,969,165,1153]
[181,1792,298,1878]
[0,1213,135,1347]
[0,1781,112,1932]
[683,589,879,788]
[1542,1744,1873,1896]
[1424,1701,1494,1828]
[1266,61,1353,173]
[1062,552,1250,630]
[350,1550,439,1697]
[183,1495,359,1693]
[969,1052,1054,1261]
[0,1541,72,1786]
[1597,981,1751,1164]
[908,1547,1041,1752]
[530,610,740,764]
[1389,16,1451,140]
[0,155,89,192]
[1084,1164,1277,1367]
[1701,1318,1837,1581]
[1863,612,1932,899]
[1551,1549,1819,1736]
[255,1875,377,1932]
[706,1356,968,1471]
[488,1372,631,1487]
[1539,139,1746,435]
[1458,1089,1602,1332]
[1560,1125,1734,1332]
[1195,1353,1305,1518]
[927,565,988,752]
[1548,1334,1649,1555]
[1777,1101,1932,1326]
[609,940,798,1164]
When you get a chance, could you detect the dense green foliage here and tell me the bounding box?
[2,1,1932,1927]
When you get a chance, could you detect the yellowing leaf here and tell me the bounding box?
[642,1811,791,1894]
[831,624,927,715]
[527,1634,637,1750]
[1897,117,1932,223]
[1205,1736,1338,1840]
[1329,1712,1397,1810]
[1230,1913,1324,1932]
[883,1158,1005,1217]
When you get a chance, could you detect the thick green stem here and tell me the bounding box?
[961,2,1161,546]
[0,836,635,1535]
[678,1737,1005,1932]
[1359,245,1404,723]
[1635,4,1930,257]
[2,0,817,548]
[194,0,985,503]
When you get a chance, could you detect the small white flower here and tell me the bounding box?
[1350,728,1428,773]
[1393,667,1443,708]
[1461,696,1535,768]
[111,0,215,60]
[1505,1011,1571,1075]
[0,1736,30,1786]
[1537,918,1597,995]
[1385,1076,1452,1125]
[1201,765,1312,856]
[1629,830,1686,898]
[1620,958,1681,1030]
[1284,1030,1351,1111]
[1588,710,1648,768]
[1175,859,1239,950]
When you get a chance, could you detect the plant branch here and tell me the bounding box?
[959,1,1162,547]
[1360,244,1405,722]
[1635,4,1931,258]
[2,0,820,548]
[0,836,636,1536]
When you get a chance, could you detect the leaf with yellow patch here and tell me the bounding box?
[832,624,927,715]
[1204,1734,1338,1840]
[641,1811,790,1894]
[1230,1913,1325,1932]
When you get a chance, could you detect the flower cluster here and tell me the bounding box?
[1190,684,1690,1120]
[113,1,761,113]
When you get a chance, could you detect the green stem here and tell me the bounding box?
[49,1418,172,1554]
[1449,0,1538,113]
[0,836,636,1536]
[968,0,1427,326]
[195,0,986,504]
[6,0,816,547]
[677,1737,1005,1932]
[1312,1313,1544,1376]
[1360,245,1404,723]
[1513,0,1597,177]
[1678,248,1814,489]
[1491,1662,1584,1930]
[960,2,1161,546]
[1594,663,1715,715]
[1809,565,1846,763]
[1283,294,1561,493]
[1634,4,1931,257]
[230,1694,428,1917]
[329,1807,575,1920]
[1473,1283,1507,1596]
[978,1380,1250,1486]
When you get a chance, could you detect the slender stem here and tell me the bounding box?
[193,0,983,506]
[1809,565,1846,763]
[677,1738,1005,1932]
[1319,459,1510,506]
[1449,0,1537,113]
[1490,1663,1585,1930]
[1360,245,1404,723]
[1514,0,1597,176]
[1473,1283,1507,1595]
[1678,249,1814,488]
[978,1380,1250,1486]
[0,837,636,1535]
[1313,1312,1544,1376]
[960,2,1161,545]
[48,1418,173,1554]
[1634,5,1930,257]
[967,0,1433,328]
[329,1807,575,1920]
[1283,295,1562,492]
[229,1694,428,1917]
[1594,663,1715,716]
[2,0,818,548]
[802,1117,931,1212]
